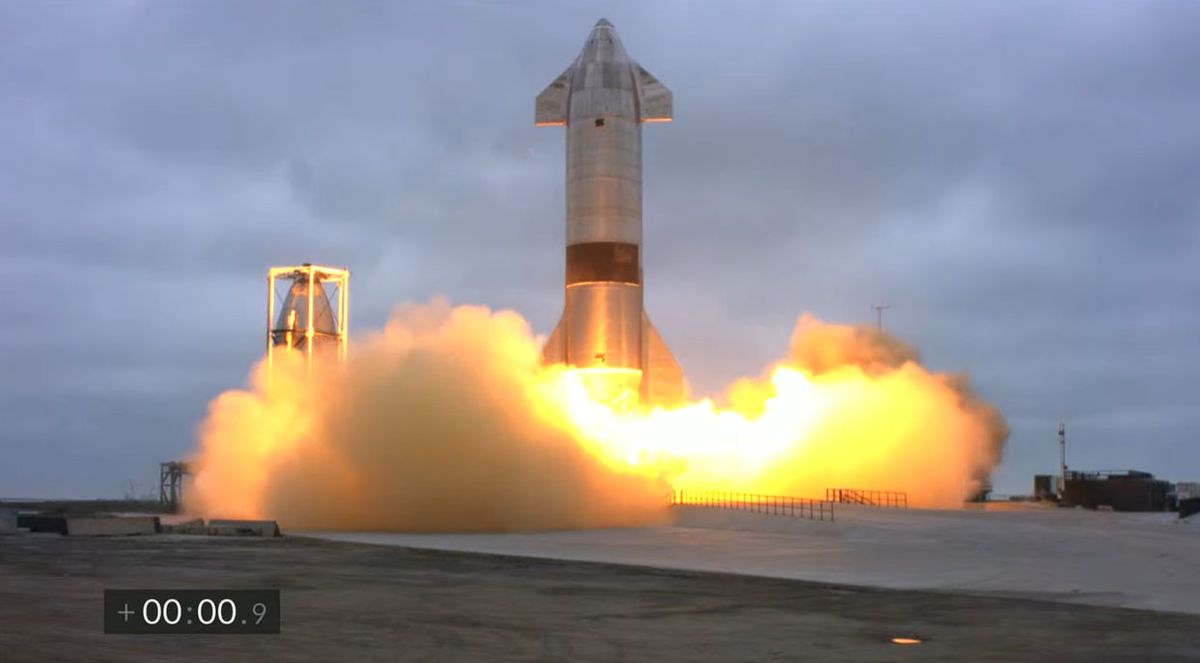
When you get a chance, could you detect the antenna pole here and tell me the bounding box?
[872,304,891,332]
[1058,422,1067,499]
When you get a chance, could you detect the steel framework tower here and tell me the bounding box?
[266,264,349,372]
[159,461,190,512]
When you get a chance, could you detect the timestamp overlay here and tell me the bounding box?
[104,589,280,634]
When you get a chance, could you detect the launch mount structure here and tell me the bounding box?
[267,264,349,373]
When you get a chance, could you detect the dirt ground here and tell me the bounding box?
[1,533,1198,662]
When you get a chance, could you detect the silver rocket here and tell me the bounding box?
[537,19,685,405]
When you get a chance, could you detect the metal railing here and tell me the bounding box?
[670,490,834,522]
[825,488,908,508]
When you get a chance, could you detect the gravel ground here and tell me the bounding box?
[1,533,1198,662]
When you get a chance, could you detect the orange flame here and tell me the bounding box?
[187,301,1006,531]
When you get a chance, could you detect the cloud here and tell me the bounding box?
[1,0,1197,497]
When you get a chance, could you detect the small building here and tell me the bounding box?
[966,481,993,503]
[1175,482,1200,500]
[1033,474,1058,501]
[1060,470,1171,512]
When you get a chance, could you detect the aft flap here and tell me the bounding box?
[541,314,566,364]
[642,312,686,405]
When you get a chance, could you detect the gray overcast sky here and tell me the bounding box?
[2,1,1197,498]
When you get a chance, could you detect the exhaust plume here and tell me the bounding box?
[190,301,670,531]
[189,301,1007,531]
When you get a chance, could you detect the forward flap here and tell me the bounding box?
[535,66,573,126]
[635,65,672,122]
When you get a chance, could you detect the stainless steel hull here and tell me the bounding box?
[537,19,685,405]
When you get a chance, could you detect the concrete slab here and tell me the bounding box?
[65,516,159,536]
[0,508,16,534]
[161,518,207,534]
[302,503,1200,615]
[16,515,67,534]
[207,519,280,537]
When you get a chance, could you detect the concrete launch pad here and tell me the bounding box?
[2,534,1198,662]
[307,504,1200,615]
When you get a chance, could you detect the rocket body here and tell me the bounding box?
[537,19,685,405]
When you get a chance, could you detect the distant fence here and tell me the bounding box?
[670,490,834,522]
[825,488,908,509]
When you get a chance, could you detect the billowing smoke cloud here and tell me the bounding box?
[719,315,1008,505]
[786,314,920,375]
[189,302,1007,531]
[189,300,671,531]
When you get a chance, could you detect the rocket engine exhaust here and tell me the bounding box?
[188,302,1007,531]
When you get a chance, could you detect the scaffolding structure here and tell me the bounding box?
[159,461,190,511]
[267,264,349,373]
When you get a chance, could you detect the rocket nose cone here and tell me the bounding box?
[579,18,628,65]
